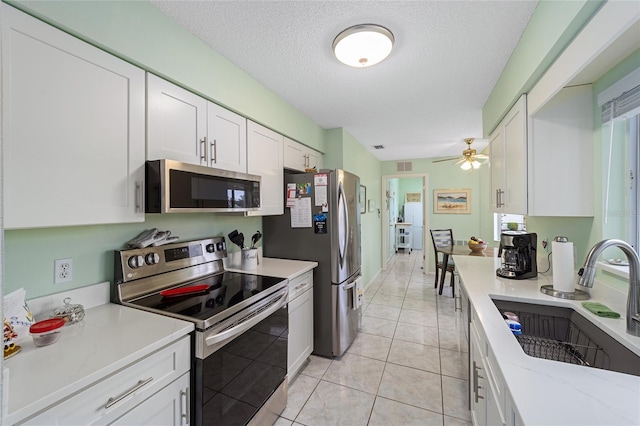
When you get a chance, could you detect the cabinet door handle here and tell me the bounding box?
[200,137,207,164]
[473,361,484,403]
[496,189,505,208]
[135,180,143,213]
[105,377,154,409]
[180,387,190,425]
[210,138,217,166]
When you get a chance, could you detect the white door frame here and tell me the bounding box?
[381,173,430,273]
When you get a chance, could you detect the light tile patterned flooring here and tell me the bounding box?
[276,251,471,426]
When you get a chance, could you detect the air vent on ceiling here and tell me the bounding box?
[397,161,413,172]
[373,145,385,150]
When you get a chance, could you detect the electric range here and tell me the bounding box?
[113,237,289,426]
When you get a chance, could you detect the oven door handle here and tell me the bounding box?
[205,289,287,347]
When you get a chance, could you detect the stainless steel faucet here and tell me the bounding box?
[577,239,640,336]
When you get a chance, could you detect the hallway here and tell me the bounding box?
[277,251,471,426]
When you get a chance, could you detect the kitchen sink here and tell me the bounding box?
[492,299,640,377]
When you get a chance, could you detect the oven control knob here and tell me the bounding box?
[216,242,226,252]
[127,255,145,269]
[145,253,160,265]
[206,244,216,253]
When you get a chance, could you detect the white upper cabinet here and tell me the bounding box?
[207,102,247,173]
[147,74,207,165]
[489,95,528,215]
[527,85,594,216]
[247,121,284,216]
[284,137,323,172]
[147,75,247,173]
[2,4,145,229]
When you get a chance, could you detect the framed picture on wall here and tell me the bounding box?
[359,185,366,214]
[433,188,471,214]
[405,192,421,203]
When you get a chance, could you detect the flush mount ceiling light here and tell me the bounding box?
[333,24,394,67]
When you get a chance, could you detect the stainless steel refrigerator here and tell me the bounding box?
[263,169,361,357]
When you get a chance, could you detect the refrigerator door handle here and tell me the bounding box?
[338,182,348,267]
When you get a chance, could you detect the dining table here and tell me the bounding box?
[436,245,499,294]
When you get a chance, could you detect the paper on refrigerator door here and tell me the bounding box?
[290,197,312,228]
[286,183,297,208]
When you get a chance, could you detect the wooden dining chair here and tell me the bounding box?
[430,229,456,295]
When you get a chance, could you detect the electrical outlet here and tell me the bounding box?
[54,258,73,284]
[542,238,550,252]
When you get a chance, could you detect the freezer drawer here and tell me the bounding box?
[331,276,361,356]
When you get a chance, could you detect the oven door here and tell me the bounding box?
[194,287,288,426]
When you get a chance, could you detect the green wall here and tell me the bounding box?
[382,158,488,269]
[4,215,261,298]
[323,129,383,285]
[482,0,603,135]
[398,178,422,218]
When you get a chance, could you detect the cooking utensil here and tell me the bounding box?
[228,230,245,249]
[250,231,262,249]
[160,284,210,298]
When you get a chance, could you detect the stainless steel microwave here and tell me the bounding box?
[146,159,261,213]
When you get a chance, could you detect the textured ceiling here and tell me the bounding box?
[150,0,538,162]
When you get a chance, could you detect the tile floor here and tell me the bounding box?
[276,250,471,426]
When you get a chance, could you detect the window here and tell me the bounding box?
[600,69,640,249]
[493,213,526,241]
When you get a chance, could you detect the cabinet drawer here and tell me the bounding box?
[23,336,190,425]
[288,271,313,301]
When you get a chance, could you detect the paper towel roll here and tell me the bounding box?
[552,240,575,292]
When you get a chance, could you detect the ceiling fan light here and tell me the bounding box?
[472,160,481,169]
[460,161,472,171]
[333,24,394,67]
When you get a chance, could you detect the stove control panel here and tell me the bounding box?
[114,237,228,283]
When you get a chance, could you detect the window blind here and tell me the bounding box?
[602,83,640,123]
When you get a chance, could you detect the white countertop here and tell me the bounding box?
[3,303,193,424]
[454,255,640,425]
[224,256,317,279]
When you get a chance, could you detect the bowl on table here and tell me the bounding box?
[468,242,488,252]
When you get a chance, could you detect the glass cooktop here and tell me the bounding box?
[128,272,286,324]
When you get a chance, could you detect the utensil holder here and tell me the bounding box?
[241,248,258,270]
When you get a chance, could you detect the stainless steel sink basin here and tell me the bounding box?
[492,299,640,377]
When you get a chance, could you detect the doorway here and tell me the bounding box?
[381,173,429,273]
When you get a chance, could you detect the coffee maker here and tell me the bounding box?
[496,232,537,279]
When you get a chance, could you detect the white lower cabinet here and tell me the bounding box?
[470,315,506,426]
[23,336,191,425]
[112,373,190,426]
[287,270,314,380]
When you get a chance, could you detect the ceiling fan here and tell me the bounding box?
[432,138,488,170]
